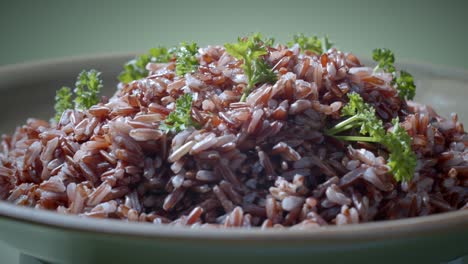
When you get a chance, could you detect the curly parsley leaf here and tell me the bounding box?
[372,48,416,101]
[395,70,416,101]
[149,47,174,62]
[53,70,103,121]
[322,35,334,53]
[341,92,368,116]
[225,33,277,102]
[73,70,103,110]
[326,92,416,182]
[328,92,385,139]
[160,93,199,133]
[54,86,73,122]
[175,42,199,76]
[288,34,322,54]
[385,118,417,182]
[118,55,150,84]
[372,48,396,73]
[251,58,277,86]
[118,47,173,84]
[288,34,334,54]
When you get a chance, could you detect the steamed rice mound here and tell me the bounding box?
[0,42,466,228]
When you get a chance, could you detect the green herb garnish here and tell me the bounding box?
[175,42,199,76]
[118,47,173,84]
[321,35,333,53]
[372,48,396,73]
[372,48,416,100]
[385,118,416,182]
[54,87,73,122]
[74,70,103,110]
[288,34,333,54]
[118,55,150,84]
[225,33,277,102]
[53,70,103,121]
[160,93,199,133]
[395,70,416,102]
[326,92,416,182]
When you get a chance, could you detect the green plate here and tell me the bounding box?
[0,55,467,264]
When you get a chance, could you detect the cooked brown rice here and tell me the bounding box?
[0,40,467,229]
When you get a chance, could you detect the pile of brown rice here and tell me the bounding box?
[0,42,466,228]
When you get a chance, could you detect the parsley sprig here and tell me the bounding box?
[118,47,173,84]
[225,33,277,102]
[372,48,416,100]
[326,92,417,182]
[395,70,416,102]
[54,87,73,122]
[175,42,199,76]
[372,48,396,73]
[288,34,333,54]
[54,70,103,122]
[160,93,199,133]
[74,70,103,110]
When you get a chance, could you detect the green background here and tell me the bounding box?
[0,0,466,263]
[0,0,467,69]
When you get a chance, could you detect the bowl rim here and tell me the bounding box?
[0,53,467,242]
[0,201,467,242]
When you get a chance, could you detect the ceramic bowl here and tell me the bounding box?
[0,55,467,264]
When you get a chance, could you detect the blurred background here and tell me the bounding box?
[0,0,466,263]
[0,0,467,69]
